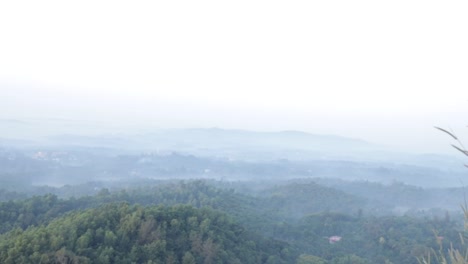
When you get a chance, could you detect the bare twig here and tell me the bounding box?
[452,145,468,156]
[435,126,468,157]
[435,126,458,140]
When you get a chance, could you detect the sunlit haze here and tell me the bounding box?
[1,0,468,153]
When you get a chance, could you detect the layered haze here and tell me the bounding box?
[1,0,468,154]
[2,3,468,262]
[1,0,468,190]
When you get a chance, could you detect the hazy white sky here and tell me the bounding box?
[1,0,468,153]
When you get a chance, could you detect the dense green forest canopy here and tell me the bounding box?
[0,204,294,264]
[0,180,464,263]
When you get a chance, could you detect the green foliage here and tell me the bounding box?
[417,127,468,264]
[273,212,460,264]
[330,254,369,264]
[297,254,328,264]
[0,203,294,263]
[0,179,463,263]
[259,182,366,218]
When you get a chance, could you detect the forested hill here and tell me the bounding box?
[0,204,294,264]
[0,180,464,263]
[0,180,366,235]
[256,182,366,218]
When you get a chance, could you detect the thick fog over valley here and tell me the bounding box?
[1,119,467,211]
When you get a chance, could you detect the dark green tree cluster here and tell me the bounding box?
[0,203,294,264]
[0,180,463,263]
[257,182,367,219]
[273,212,460,264]
[0,181,262,235]
[0,193,74,233]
